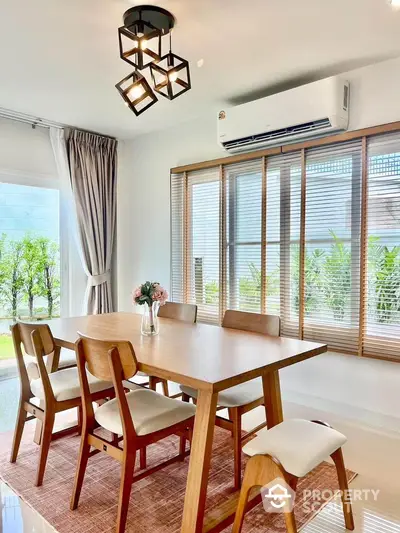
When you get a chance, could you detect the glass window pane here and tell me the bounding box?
[365,133,400,358]
[188,169,220,323]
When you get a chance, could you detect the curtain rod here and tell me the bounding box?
[0,106,116,140]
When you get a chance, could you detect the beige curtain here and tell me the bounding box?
[67,129,117,314]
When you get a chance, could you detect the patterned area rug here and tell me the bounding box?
[0,426,355,533]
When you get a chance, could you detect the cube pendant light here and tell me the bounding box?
[150,52,191,100]
[115,71,157,116]
[116,5,191,116]
[118,22,162,71]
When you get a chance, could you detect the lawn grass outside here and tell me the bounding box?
[0,335,14,360]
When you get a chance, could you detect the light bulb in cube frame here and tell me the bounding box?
[140,39,148,50]
[169,71,178,83]
[128,84,145,101]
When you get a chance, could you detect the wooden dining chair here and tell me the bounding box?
[232,420,354,533]
[128,301,198,397]
[10,322,115,487]
[24,346,77,381]
[18,325,77,446]
[71,333,196,533]
[180,309,280,490]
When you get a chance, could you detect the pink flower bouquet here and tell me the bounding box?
[133,281,168,307]
[133,281,168,335]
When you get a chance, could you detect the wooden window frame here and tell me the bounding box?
[170,120,400,362]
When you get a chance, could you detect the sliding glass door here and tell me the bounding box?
[0,180,62,367]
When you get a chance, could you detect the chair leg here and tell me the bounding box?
[116,451,136,533]
[77,405,83,436]
[35,409,55,487]
[228,408,236,437]
[231,474,253,533]
[148,376,157,391]
[179,434,186,458]
[233,454,296,533]
[283,509,298,533]
[181,392,190,403]
[282,474,298,533]
[161,379,170,397]
[10,401,27,463]
[331,448,355,531]
[139,447,147,469]
[70,432,91,510]
[33,400,45,445]
[232,408,242,490]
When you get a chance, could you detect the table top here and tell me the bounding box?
[48,312,327,392]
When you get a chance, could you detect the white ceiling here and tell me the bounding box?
[1,0,400,139]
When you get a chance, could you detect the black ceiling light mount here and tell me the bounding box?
[123,5,176,36]
[116,5,191,116]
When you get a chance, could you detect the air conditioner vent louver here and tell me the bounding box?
[222,118,332,151]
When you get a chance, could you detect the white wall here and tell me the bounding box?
[117,115,226,310]
[0,117,57,182]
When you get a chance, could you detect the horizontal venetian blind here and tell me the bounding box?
[267,152,302,337]
[302,140,362,352]
[170,172,185,304]
[364,132,400,360]
[171,126,400,363]
[265,155,281,317]
[224,159,263,314]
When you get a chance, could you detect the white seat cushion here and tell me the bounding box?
[58,348,77,368]
[243,419,347,477]
[124,380,145,391]
[95,388,196,436]
[180,378,263,408]
[24,348,76,381]
[31,367,112,402]
[128,373,150,386]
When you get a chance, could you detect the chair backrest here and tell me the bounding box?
[16,321,56,357]
[222,310,280,337]
[76,333,138,382]
[11,322,56,401]
[158,301,197,323]
[75,333,138,438]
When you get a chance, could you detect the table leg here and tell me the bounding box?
[181,389,218,533]
[262,370,284,428]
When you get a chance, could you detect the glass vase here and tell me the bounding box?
[141,301,160,336]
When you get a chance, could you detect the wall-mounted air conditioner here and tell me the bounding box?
[218,76,350,153]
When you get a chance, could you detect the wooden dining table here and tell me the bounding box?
[47,311,327,533]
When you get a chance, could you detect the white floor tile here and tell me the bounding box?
[0,482,56,533]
